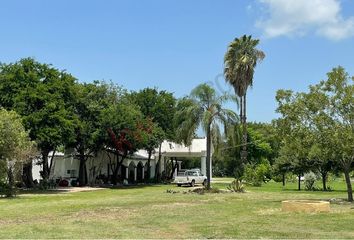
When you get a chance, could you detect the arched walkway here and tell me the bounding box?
[137,161,144,182]
[128,161,136,183]
[144,162,149,181]
[121,165,127,181]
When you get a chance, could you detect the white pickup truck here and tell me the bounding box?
[173,169,207,187]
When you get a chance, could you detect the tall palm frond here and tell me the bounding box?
[224,35,265,97]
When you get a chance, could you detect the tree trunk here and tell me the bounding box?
[240,95,243,126]
[7,165,14,187]
[111,153,121,185]
[206,123,212,190]
[48,149,56,176]
[298,174,301,191]
[78,149,87,187]
[241,94,248,164]
[321,171,327,191]
[282,173,285,187]
[169,158,178,180]
[343,168,353,202]
[22,161,34,188]
[154,144,162,182]
[243,94,247,157]
[146,150,152,183]
[84,163,88,185]
[41,150,50,182]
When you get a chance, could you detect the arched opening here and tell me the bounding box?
[128,161,136,183]
[137,161,144,183]
[144,162,149,181]
[121,165,127,181]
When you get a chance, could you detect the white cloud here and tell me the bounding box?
[256,0,354,40]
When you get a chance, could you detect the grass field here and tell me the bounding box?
[0,179,353,239]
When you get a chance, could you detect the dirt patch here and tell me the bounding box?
[256,208,282,215]
[166,187,230,195]
[54,187,105,193]
[151,202,197,210]
[69,207,140,221]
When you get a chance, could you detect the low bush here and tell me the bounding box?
[304,172,317,191]
[0,181,17,197]
[244,159,271,186]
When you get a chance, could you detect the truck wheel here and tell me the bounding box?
[190,180,195,187]
[203,179,207,186]
[177,184,182,187]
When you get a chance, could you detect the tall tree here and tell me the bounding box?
[275,90,316,190]
[102,96,147,185]
[0,58,77,183]
[224,35,265,165]
[141,118,165,181]
[175,83,238,189]
[315,67,353,201]
[275,67,353,200]
[71,81,116,186]
[131,88,176,180]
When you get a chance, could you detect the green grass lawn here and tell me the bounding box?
[0,179,353,239]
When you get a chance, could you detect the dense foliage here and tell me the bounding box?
[274,67,353,201]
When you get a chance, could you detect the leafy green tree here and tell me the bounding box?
[175,83,238,189]
[275,67,353,199]
[102,96,147,185]
[247,126,273,164]
[0,58,77,183]
[224,35,265,164]
[0,109,35,197]
[313,67,353,201]
[212,122,278,180]
[71,81,118,186]
[274,90,315,190]
[130,88,176,180]
[141,118,165,181]
[244,158,271,186]
[302,90,335,191]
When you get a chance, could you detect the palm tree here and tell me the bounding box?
[224,35,265,164]
[175,83,238,189]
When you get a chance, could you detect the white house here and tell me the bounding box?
[32,138,212,185]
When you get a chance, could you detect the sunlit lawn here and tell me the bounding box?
[0,179,353,239]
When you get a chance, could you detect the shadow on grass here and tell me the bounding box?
[109,183,173,190]
[280,188,348,193]
[16,183,174,195]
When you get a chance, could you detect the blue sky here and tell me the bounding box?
[1,0,354,123]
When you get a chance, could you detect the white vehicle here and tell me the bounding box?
[173,169,207,187]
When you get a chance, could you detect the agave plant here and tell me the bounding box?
[227,178,245,193]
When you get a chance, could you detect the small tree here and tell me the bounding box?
[102,96,147,185]
[141,118,164,181]
[0,109,35,197]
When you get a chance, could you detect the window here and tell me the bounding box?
[187,171,197,176]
